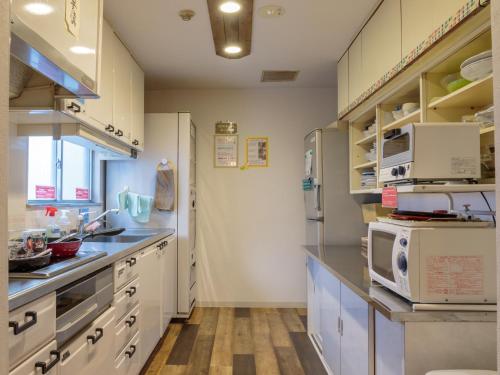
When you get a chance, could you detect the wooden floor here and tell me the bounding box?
[144,307,327,375]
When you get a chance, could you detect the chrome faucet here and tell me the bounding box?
[79,209,120,234]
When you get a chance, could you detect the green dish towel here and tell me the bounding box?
[134,195,154,223]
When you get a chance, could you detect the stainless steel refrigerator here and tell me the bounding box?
[304,128,366,246]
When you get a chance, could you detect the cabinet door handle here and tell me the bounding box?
[132,139,139,146]
[9,311,37,335]
[67,102,81,113]
[337,317,341,334]
[35,350,60,374]
[125,345,137,358]
[105,124,115,132]
[340,319,344,336]
[126,257,137,267]
[115,129,123,137]
[125,286,137,297]
[87,328,104,345]
[126,315,137,327]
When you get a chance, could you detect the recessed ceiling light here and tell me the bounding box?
[70,46,96,55]
[258,5,285,18]
[219,1,241,14]
[224,45,242,54]
[24,2,54,15]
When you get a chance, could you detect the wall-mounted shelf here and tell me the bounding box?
[480,126,495,135]
[351,188,380,195]
[382,110,421,132]
[355,133,377,146]
[353,161,377,170]
[428,74,493,110]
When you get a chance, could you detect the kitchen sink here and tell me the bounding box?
[85,235,150,243]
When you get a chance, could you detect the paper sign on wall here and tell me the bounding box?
[245,137,269,168]
[76,187,89,200]
[65,0,80,37]
[214,135,238,168]
[36,185,56,199]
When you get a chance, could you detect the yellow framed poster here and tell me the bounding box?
[245,137,269,168]
[214,135,238,168]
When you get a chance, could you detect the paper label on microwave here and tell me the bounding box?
[65,0,81,38]
[425,256,483,296]
[451,157,477,175]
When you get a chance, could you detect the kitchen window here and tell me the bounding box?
[27,137,93,203]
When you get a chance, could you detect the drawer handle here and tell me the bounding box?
[105,124,115,132]
[9,311,37,335]
[125,345,137,358]
[132,139,139,146]
[87,328,104,345]
[115,129,124,137]
[126,286,137,297]
[35,350,60,374]
[67,102,81,113]
[126,315,137,327]
[126,257,137,267]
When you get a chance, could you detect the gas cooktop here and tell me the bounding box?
[9,251,107,279]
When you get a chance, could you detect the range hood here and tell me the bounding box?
[16,122,137,160]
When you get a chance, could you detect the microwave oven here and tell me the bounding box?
[368,221,496,304]
[379,123,480,183]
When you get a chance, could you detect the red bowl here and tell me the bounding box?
[49,238,82,258]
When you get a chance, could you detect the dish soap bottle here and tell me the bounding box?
[58,209,72,237]
[45,206,60,239]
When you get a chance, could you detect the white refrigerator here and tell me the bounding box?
[107,113,197,318]
[304,128,366,246]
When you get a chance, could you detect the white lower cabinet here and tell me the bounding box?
[138,244,162,366]
[59,307,115,375]
[115,304,141,358]
[10,340,59,375]
[115,331,141,375]
[307,256,372,375]
[9,292,56,370]
[375,311,404,375]
[161,238,177,333]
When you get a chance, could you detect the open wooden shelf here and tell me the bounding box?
[382,110,421,132]
[353,160,377,170]
[351,188,380,195]
[480,125,495,135]
[355,133,376,146]
[428,74,493,109]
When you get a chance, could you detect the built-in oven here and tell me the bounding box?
[56,266,113,346]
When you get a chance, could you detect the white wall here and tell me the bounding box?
[1,0,9,370]
[146,88,337,306]
[492,0,500,369]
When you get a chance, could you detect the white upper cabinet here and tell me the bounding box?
[362,0,402,90]
[131,59,145,150]
[348,34,363,105]
[337,52,349,114]
[85,20,114,131]
[113,34,133,142]
[401,0,470,57]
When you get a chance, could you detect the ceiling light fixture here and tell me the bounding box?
[70,46,96,55]
[224,45,242,54]
[24,2,54,15]
[179,9,196,21]
[219,1,241,13]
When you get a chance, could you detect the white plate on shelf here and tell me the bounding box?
[460,49,492,68]
[460,57,492,81]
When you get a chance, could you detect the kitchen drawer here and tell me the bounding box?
[10,340,59,375]
[114,331,141,375]
[59,307,115,375]
[9,292,56,370]
[115,304,140,358]
[113,277,140,323]
[114,251,140,292]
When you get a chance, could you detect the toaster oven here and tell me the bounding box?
[379,123,480,183]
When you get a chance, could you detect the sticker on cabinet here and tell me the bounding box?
[65,0,80,37]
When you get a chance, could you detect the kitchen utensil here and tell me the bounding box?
[49,227,126,258]
[9,253,52,272]
[460,57,492,81]
[446,78,471,93]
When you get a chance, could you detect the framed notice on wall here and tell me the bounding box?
[245,137,269,168]
[214,135,238,168]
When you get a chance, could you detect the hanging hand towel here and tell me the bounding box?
[127,192,140,218]
[117,188,129,211]
[135,195,154,223]
[154,162,175,211]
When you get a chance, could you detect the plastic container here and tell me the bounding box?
[58,210,72,237]
[45,206,61,239]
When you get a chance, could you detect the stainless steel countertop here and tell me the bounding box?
[9,228,175,311]
[303,245,496,323]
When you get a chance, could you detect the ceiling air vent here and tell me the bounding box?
[261,70,299,82]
